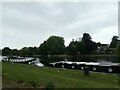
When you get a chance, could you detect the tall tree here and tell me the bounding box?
[39,36,65,55]
[11,49,19,56]
[66,40,86,55]
[19,47,29,56]
[0,49,1,55]
[81,33,98,54]
[2,47,11,56]
[116,40,120,62]
[27,47,38,55]
[110,36,118,48]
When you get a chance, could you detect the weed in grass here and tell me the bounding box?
[27,80,38,88]
[38,85,46,90]
[24,83,33,88]
[17,79,24,83]
[118,74,120,88]
[46,80,55,90]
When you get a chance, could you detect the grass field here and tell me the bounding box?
[0,62,2,89]
[2,62,119,88]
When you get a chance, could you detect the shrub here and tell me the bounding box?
[45,80,55,90]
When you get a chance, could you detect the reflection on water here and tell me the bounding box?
[38,56,116,66]
[1,55,118,66]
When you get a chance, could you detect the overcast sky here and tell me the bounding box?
[2,2,118,49]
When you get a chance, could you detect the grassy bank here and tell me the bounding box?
[2,62,119,88]
[0,62,2,89]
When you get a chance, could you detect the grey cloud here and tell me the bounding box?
[2,2,118,49]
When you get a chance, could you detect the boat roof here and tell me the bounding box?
[49,61,120,66]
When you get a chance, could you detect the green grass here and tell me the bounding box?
[0,62,2,89]
[2,62,119,88]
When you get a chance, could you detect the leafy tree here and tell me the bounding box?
[66,40,86,55]
[110,36,118,48]
[11,49,19,56]
[116,40,120,62]
[66,40,78,55]
[38,41,49,55]
[2,47,11,56]
[39,36,65,55]
[0,49,1,55]
[81,33,98,54]
[79,41,86,54]
[105,47,111,54]
[29,47,38,55]
[19,47,29,56]
[32,47,38,55]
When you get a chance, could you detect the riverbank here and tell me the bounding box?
[2,62,119,88]
[25,54,119,63]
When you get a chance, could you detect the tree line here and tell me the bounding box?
[2,33,119,56]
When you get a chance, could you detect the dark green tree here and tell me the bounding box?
[116,40,120,62]
[0,49,1,55]
[81,33,98,54]
[11,49,19,56]
[32,47,38,55]
[66,39,86,55]
[110,36,118,48]
[39,35,65,55]
[79,41,86,54]
[38,41,49,55]
[27,47,38,56]
[66,40,78,55]
[19,47,29,56]
[2,47,11,56]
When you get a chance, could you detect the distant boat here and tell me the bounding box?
[2,56,35,64]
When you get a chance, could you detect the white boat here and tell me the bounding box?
[34,58,44,67]
[2,56,35,63]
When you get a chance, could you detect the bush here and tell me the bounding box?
[27,80,38,87]
[45,80,55,90]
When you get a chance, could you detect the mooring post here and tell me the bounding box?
[84,66,89,76]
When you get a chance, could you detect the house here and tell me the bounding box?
[97,44,109,54]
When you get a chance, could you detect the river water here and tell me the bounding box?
[0,55,117,66]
